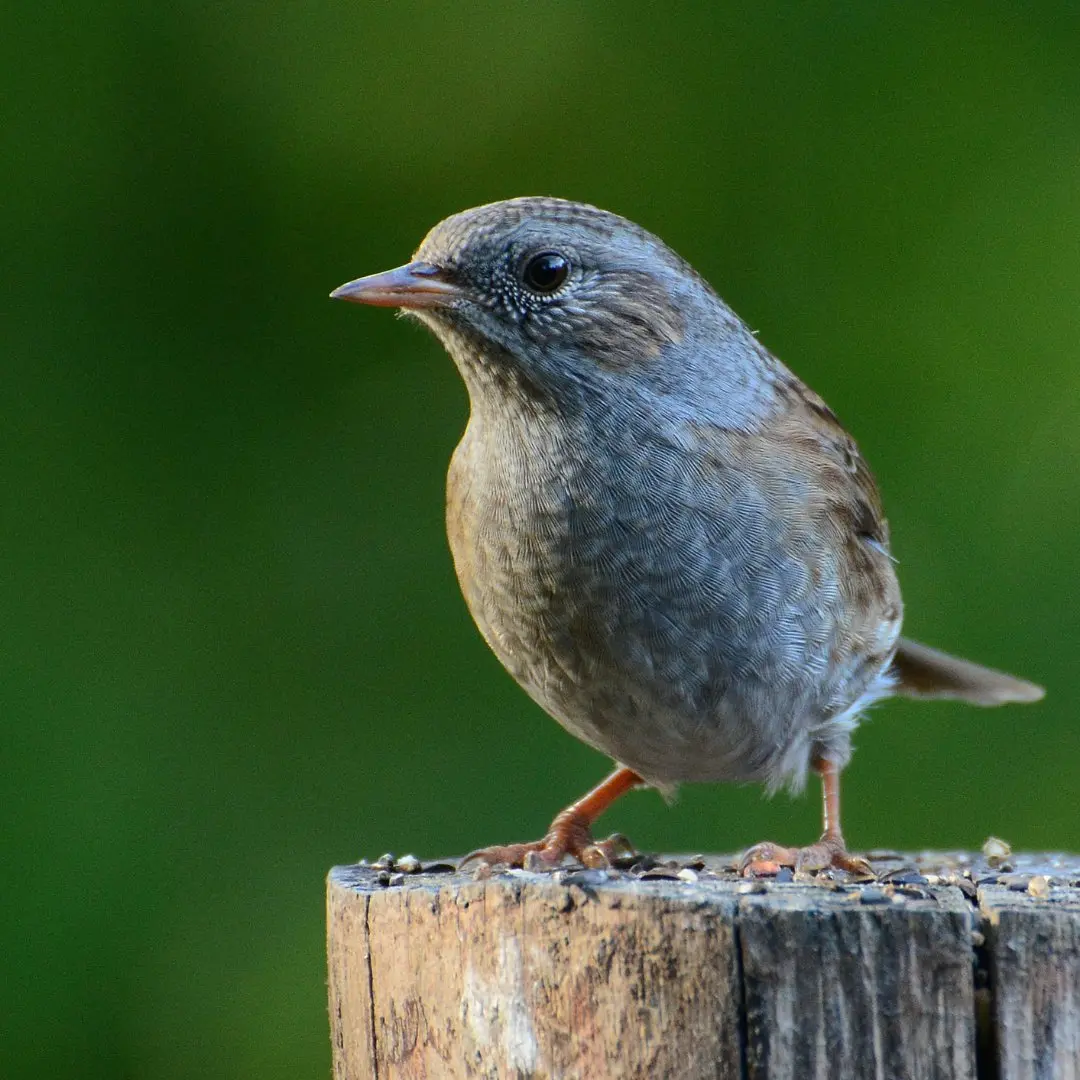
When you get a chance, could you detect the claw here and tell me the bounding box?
[580,833,636,869]
[740,837,873,878]
[460,841,550,870]
[457,767,643,872]
[460,829,637,873]
[740,842,793,877]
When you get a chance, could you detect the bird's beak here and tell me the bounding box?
[329,261,464,309]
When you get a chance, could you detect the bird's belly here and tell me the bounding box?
[466,584,824,786]
[447,443,885,787]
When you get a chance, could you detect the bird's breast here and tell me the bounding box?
[443,410,900,785]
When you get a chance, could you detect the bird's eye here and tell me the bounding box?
[521,251,570,294]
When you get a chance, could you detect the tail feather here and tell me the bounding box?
[890,637,1045,706]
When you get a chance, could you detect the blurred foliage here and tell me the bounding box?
[3,3,1078,1077]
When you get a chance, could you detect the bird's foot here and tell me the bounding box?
[740,834,873,878]
[460,810,636,871]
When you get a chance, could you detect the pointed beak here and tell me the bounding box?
[329,261,464,309]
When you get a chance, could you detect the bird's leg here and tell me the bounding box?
[460,767,644,870]
[740,757,873,876]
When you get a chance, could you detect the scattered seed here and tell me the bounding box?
[738,881,768,895]
[982,837,1012,868]
[1000,874,1033,892]
[1028,875,1052,899]
[894,886,931,900]
[954,878,978,901]
[580,847,612,871]
[883,871,929,886]
[560,869,609,890]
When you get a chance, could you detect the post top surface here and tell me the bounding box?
[329,850,1080,911]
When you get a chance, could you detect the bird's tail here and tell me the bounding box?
[890,637,1044,705]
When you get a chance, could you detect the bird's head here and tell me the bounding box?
[332,197,773,420]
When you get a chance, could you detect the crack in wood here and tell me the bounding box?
[328,853,1080,1079]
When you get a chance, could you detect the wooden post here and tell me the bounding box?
[327,852,1080,1080]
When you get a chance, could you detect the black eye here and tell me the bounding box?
[522,251,570,294]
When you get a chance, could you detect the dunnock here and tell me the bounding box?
[331,197,1043,874]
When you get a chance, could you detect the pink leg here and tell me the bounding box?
[740,758,873,876]
[461,767,644,870]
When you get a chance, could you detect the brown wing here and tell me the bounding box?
[695,374,901,648]
[780,379,891,550]
[767,378,900,633]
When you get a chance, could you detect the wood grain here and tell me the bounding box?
[327,852,1080,1080]
[738,883,975,1080]
[980,855,1080,1080]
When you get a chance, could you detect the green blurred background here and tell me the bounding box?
[4,3,1077,1076]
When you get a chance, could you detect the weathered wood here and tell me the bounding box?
[979,854,1080,1080]
[329,864,742,1078]
[738,882,975,1080]
[327,852,1080,1080]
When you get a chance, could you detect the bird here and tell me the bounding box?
[330,197,1044,875]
